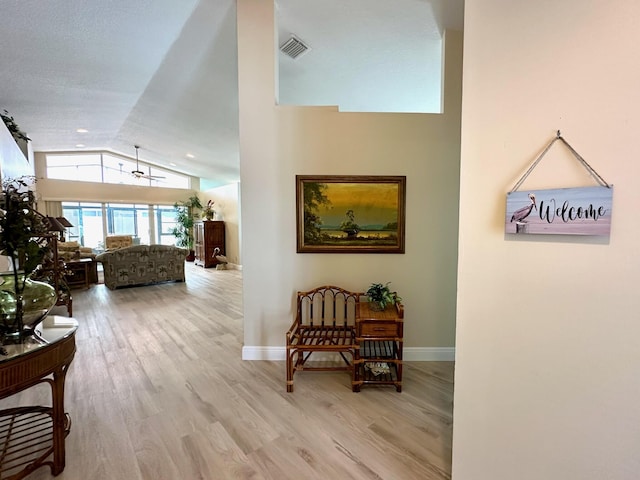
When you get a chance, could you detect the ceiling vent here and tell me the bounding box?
[280,35,310,59]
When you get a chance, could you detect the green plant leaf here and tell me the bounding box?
[365,281,400,308]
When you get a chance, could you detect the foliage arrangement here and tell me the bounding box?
[201,199,215,220]
[302,181,329,244]
[170,194,202,250]
[0,177,50,337]
[0,177,49,275]
[366,282,401,310]
[1,109,31,142]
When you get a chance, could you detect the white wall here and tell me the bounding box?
[0,121,33,179]
[453,1,640,478]
[36,177,198,206]
[237,0,462,356]
[200,182,241,266]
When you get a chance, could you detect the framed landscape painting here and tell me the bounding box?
[296,175,406,253]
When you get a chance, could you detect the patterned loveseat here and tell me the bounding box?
[96,244,188,290]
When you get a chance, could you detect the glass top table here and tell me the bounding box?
[0,315,78,478]
[0,315,78,364]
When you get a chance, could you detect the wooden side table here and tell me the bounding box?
[353,302,404,392]
[0,316,78,479]
[64,258,96,289]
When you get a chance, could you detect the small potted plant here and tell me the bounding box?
[201,200,215,221]
[366,282,401,311]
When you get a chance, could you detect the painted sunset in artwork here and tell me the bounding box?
[302,181,400,246]
[318,183,398,226]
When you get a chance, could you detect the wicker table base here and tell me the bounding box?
[0,317,77,479]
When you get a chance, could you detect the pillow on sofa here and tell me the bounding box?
[105,235,133,250]
[58,241,80,260]
[59,251,79,261]
[58,241,79,251]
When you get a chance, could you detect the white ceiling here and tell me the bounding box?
[0,0,463,187]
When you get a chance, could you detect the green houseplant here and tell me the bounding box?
[0,177,57,344]
[170,194,202,261]
[201,199,215,221]
[366,282,401,311]
[1,109,31,143]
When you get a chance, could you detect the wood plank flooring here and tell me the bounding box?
[2,263,454,479]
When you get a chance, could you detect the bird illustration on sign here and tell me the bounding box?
[510,193,536,223]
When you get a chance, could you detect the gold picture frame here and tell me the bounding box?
[296,175,406,253]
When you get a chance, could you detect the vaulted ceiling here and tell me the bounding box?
[0,0,463,187]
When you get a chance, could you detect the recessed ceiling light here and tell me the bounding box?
[186,153,195,159]
[75,144,85,148]
[169,162,177,167]
[76,128,88,133]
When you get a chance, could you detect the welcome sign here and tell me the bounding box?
[505,186,613,236]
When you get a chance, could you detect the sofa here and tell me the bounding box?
[96,244,188,290]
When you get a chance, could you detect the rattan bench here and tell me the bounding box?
[286,285,364,392]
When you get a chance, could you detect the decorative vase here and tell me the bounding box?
[0,272,57,343]
[205,211,215,221]
[369,301,385,311]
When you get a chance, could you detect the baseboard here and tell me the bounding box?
[403,347,455,361]
[242,346,284,360]
[211,263,242,271]
[241,346,455,361]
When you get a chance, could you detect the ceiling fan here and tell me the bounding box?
[131,145,165,180]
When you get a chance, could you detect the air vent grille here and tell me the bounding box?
[280,35,310,59]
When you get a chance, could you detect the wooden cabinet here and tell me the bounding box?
[353,302,404,392]
[194,221,225,268]
[64,258,97,289]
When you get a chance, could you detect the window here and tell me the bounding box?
[151,168,189,189]
[156,205,179,246]
[46,152,191,189]
[102,153,140,186]
[47,155,103,182]
[106,203,134,235]
[62,203,103,249]
[62,202,178,251]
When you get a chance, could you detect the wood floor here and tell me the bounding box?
[3,264,454,480]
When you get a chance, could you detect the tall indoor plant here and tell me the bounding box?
[170,194,202,261]
[0,177,56,344]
